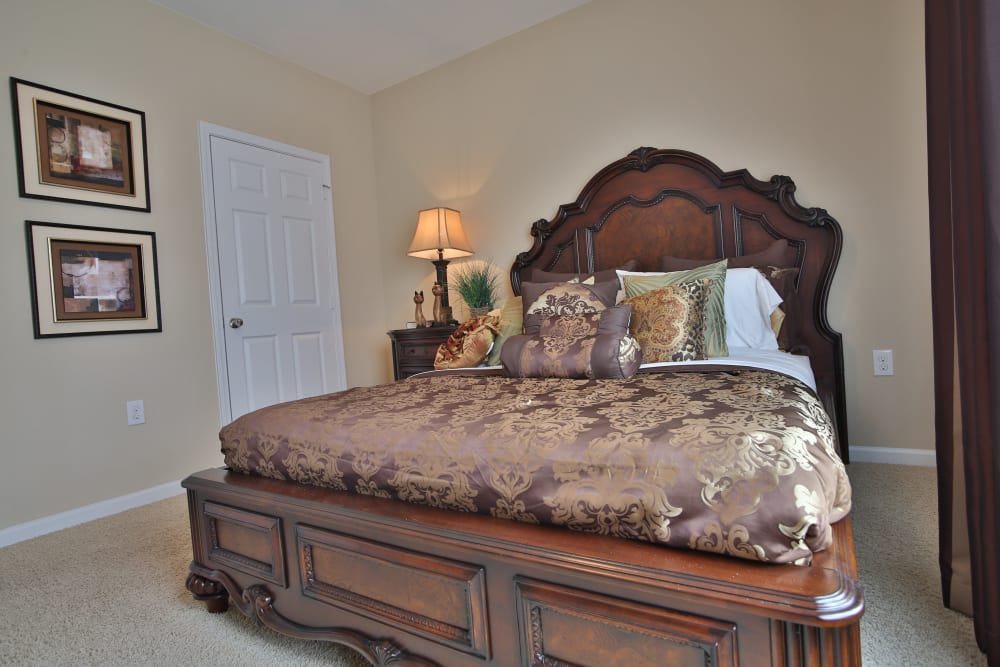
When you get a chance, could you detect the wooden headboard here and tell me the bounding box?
[510,147,849,459]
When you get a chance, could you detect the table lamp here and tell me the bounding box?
[407,207,473,325]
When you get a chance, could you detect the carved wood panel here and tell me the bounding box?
[203,500,286,587]
[296,524,490,658]
[515,577,738,667]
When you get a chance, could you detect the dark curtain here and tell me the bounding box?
[926,1,1000,665]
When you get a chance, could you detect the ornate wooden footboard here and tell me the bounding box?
[185,468,862,666]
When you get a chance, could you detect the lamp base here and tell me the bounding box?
[431,259,459,326]
[430,305,456,327]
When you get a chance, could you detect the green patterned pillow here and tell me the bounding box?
[485,296,523,366]
[620,259,728,356]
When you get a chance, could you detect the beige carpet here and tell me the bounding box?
[0,463,987,666]
[849,463,985,666]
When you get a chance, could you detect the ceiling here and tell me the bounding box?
[149,0,591,94]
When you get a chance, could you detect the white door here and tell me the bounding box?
[201,124,346,423]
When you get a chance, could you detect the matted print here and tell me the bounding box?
[11,78,150,211]
[26,221,161,338]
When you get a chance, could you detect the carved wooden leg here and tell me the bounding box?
[186,572,229,613]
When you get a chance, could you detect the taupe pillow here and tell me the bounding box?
[501,329,642,379]
[758,266,800,351]
[486,274,631,367]
[523,304,632,336]
[501,304,640,379]
[658,239,796,271]
[528,260,638,285]
[520,280,619,320]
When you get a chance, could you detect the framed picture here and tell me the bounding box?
[26,221,162,338]
[11,78,150,211]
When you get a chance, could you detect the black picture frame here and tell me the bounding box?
[11,78,151,212]
[26,220,162,338]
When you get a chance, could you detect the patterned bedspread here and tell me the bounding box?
[221,368,851,565]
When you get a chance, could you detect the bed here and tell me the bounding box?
[183,147,862,666]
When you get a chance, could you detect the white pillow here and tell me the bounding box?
[614,269,660,303]
[724,268,783,350]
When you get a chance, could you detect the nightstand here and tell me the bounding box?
[387,325,457,380]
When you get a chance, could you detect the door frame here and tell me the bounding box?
[198,121,346,425]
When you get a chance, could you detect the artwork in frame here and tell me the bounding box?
[26,221,162,338]
[10,78,150,211]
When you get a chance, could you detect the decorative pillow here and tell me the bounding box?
[483,296,523,366]
[520,280,619,320]
[484,276,630,367]
[656,249,801,352]
[618,259,728,357]
[500,307,642,380]
[658,239,797,272]
[770,306,786,340]
[528,260,638,285]
[723,268,783,350]
[758,266,800,351]
[523,304,632,337]
[433,311,501,370]
[622,281,709,362]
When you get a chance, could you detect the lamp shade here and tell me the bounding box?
[407,207,474,260]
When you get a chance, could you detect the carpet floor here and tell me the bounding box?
[0,462,987,666]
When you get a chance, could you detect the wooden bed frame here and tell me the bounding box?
[184,147,862,666]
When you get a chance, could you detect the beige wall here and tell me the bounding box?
[0,0,385,528]
[372,0,932,454]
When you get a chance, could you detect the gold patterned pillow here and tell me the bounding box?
[623,280,709,362]
[433,311,501,370]
[520,280,619,320]
[500,305,642,379]
[523,303,632,337]
[620,259,727,357]
[500,331,643,379]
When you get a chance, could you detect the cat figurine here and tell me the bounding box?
[431,282,443,324]
[413,290,427,327]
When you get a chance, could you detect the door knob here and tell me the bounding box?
[229,317,244,329]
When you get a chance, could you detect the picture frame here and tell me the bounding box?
[11,78,150,211]
[26,221,162,338]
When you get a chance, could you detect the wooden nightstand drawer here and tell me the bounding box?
[387,326,456,381]
[399,343,439,360]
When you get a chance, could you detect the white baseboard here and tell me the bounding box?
[0,480,184,548]
[850,446,937,467]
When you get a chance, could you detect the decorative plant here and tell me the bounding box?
[451,260,501,311]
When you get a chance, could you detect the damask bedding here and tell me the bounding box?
[221,363,851,565]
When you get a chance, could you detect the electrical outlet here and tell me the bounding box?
[126,400,145,425]
[873,349,894,376]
